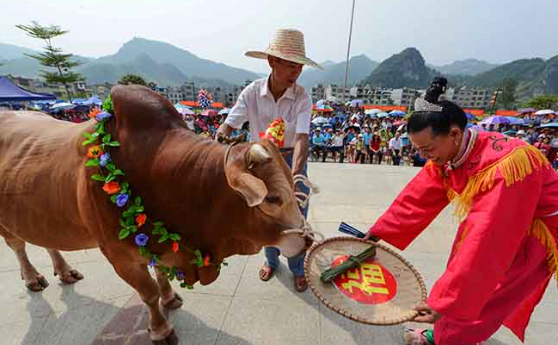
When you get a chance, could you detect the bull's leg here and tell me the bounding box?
[107,258,178,344]
[47,249,84,284]
[0,228,49,292]
[155,268,183,310]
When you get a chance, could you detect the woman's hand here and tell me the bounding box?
[412,302,441,324]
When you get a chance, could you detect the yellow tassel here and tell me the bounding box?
[528,219,558,291]
[450,145,548,219]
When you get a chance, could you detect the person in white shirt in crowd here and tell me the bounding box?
[389,130,403,166]
[517,130,529,143]
[330,128,345,163]
[216,28,322,292]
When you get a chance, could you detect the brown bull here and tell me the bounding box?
[0,85,308,344]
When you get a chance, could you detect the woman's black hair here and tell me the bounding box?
[408,77,467,135]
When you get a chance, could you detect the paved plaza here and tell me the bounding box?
[0,163,556,345]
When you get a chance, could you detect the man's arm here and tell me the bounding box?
[292,133,309,175]
[215,123,234,140]
[216,86,250,140]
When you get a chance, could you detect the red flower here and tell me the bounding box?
[102,181,121,195]
[87,145,104,158]
[172,242,179,253]
[203,254,211,267]
[88,108,101,119]
[136,214,147,227]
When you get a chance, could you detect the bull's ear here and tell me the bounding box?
[227,172,268,207]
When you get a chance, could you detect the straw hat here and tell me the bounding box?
[246,28,323,70]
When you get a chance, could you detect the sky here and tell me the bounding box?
[1,0,557,73]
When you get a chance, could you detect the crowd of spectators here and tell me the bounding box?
[41,102,558,170]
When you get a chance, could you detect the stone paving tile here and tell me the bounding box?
[0,259,132,326]
[217,297,320,345]
[168,294,233,345]
[234,252,319,306]
[32,294,131,345]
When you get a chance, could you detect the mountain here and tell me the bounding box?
[320,60,336,68]
[80,53,189,86]
[449,57,557,100]
[361,48,437,88]
[0,54,93,79]
[0,42,39,60]
[430,59,500,76]
[0,37,259,87]
[93,37,259,85]
[298,55,379,88]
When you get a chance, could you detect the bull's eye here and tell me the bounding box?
[265,196,281,204]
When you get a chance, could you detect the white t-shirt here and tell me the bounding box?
[389,137,403,150]
[225,77,312,148]
[331,134,344,147]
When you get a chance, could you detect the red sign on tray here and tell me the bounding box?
[331,255,398,304]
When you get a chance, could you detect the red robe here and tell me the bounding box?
[369,131,558,344]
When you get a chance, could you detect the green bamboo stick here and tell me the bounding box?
[320,245,377,283]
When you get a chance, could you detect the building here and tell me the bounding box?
[154,81,197,104]
[325,84,351,103]
[367,87,393,106]
[444,87,492,109]
[310,84,326,103]
[390,88,421,107]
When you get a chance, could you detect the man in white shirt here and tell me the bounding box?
[389,131,403,165]
[216,28,322,292]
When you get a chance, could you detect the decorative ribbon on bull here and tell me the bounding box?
[85,99,224,289]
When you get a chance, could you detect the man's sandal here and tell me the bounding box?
[259,264,275,282]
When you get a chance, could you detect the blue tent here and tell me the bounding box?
[0,76,56,102]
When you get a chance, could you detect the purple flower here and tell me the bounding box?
[96,111,112,121]
[99,153,111,167]
[135,233,149,246]
[176,271,185,280]
[116,193,129,207]
[149,257,156,268]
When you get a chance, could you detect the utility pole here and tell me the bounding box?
[342,0,357,105]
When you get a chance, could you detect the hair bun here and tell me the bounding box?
[425,77,448,103]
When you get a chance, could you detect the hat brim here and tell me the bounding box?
[246,50,323,70]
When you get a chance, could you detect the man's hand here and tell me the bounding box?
[412,302,441,324]
[215,123,234,141]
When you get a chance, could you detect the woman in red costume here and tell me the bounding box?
[365,77,558,345]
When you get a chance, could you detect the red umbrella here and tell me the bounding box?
[394,120,406,126]
[201,109,217,117]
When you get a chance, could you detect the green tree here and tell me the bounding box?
[118,74,147,86]
[496,78,518,109]
[16,22,83,100]
[525,95,558,110]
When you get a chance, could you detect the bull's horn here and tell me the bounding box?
[249,144,272,164]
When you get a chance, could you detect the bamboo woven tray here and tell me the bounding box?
[304,237,427,325]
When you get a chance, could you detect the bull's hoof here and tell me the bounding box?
[161,293,183,310]
[24,275,49,292]
[152,329,179,345]
[55,268,84,285]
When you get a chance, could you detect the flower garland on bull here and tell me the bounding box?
[83,98,226,290]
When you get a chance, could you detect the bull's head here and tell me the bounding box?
[108,85,308,286]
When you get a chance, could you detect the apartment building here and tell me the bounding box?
[444,87,492,109]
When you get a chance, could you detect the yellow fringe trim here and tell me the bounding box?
[450,145,549,219]
[529,219,558,290]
